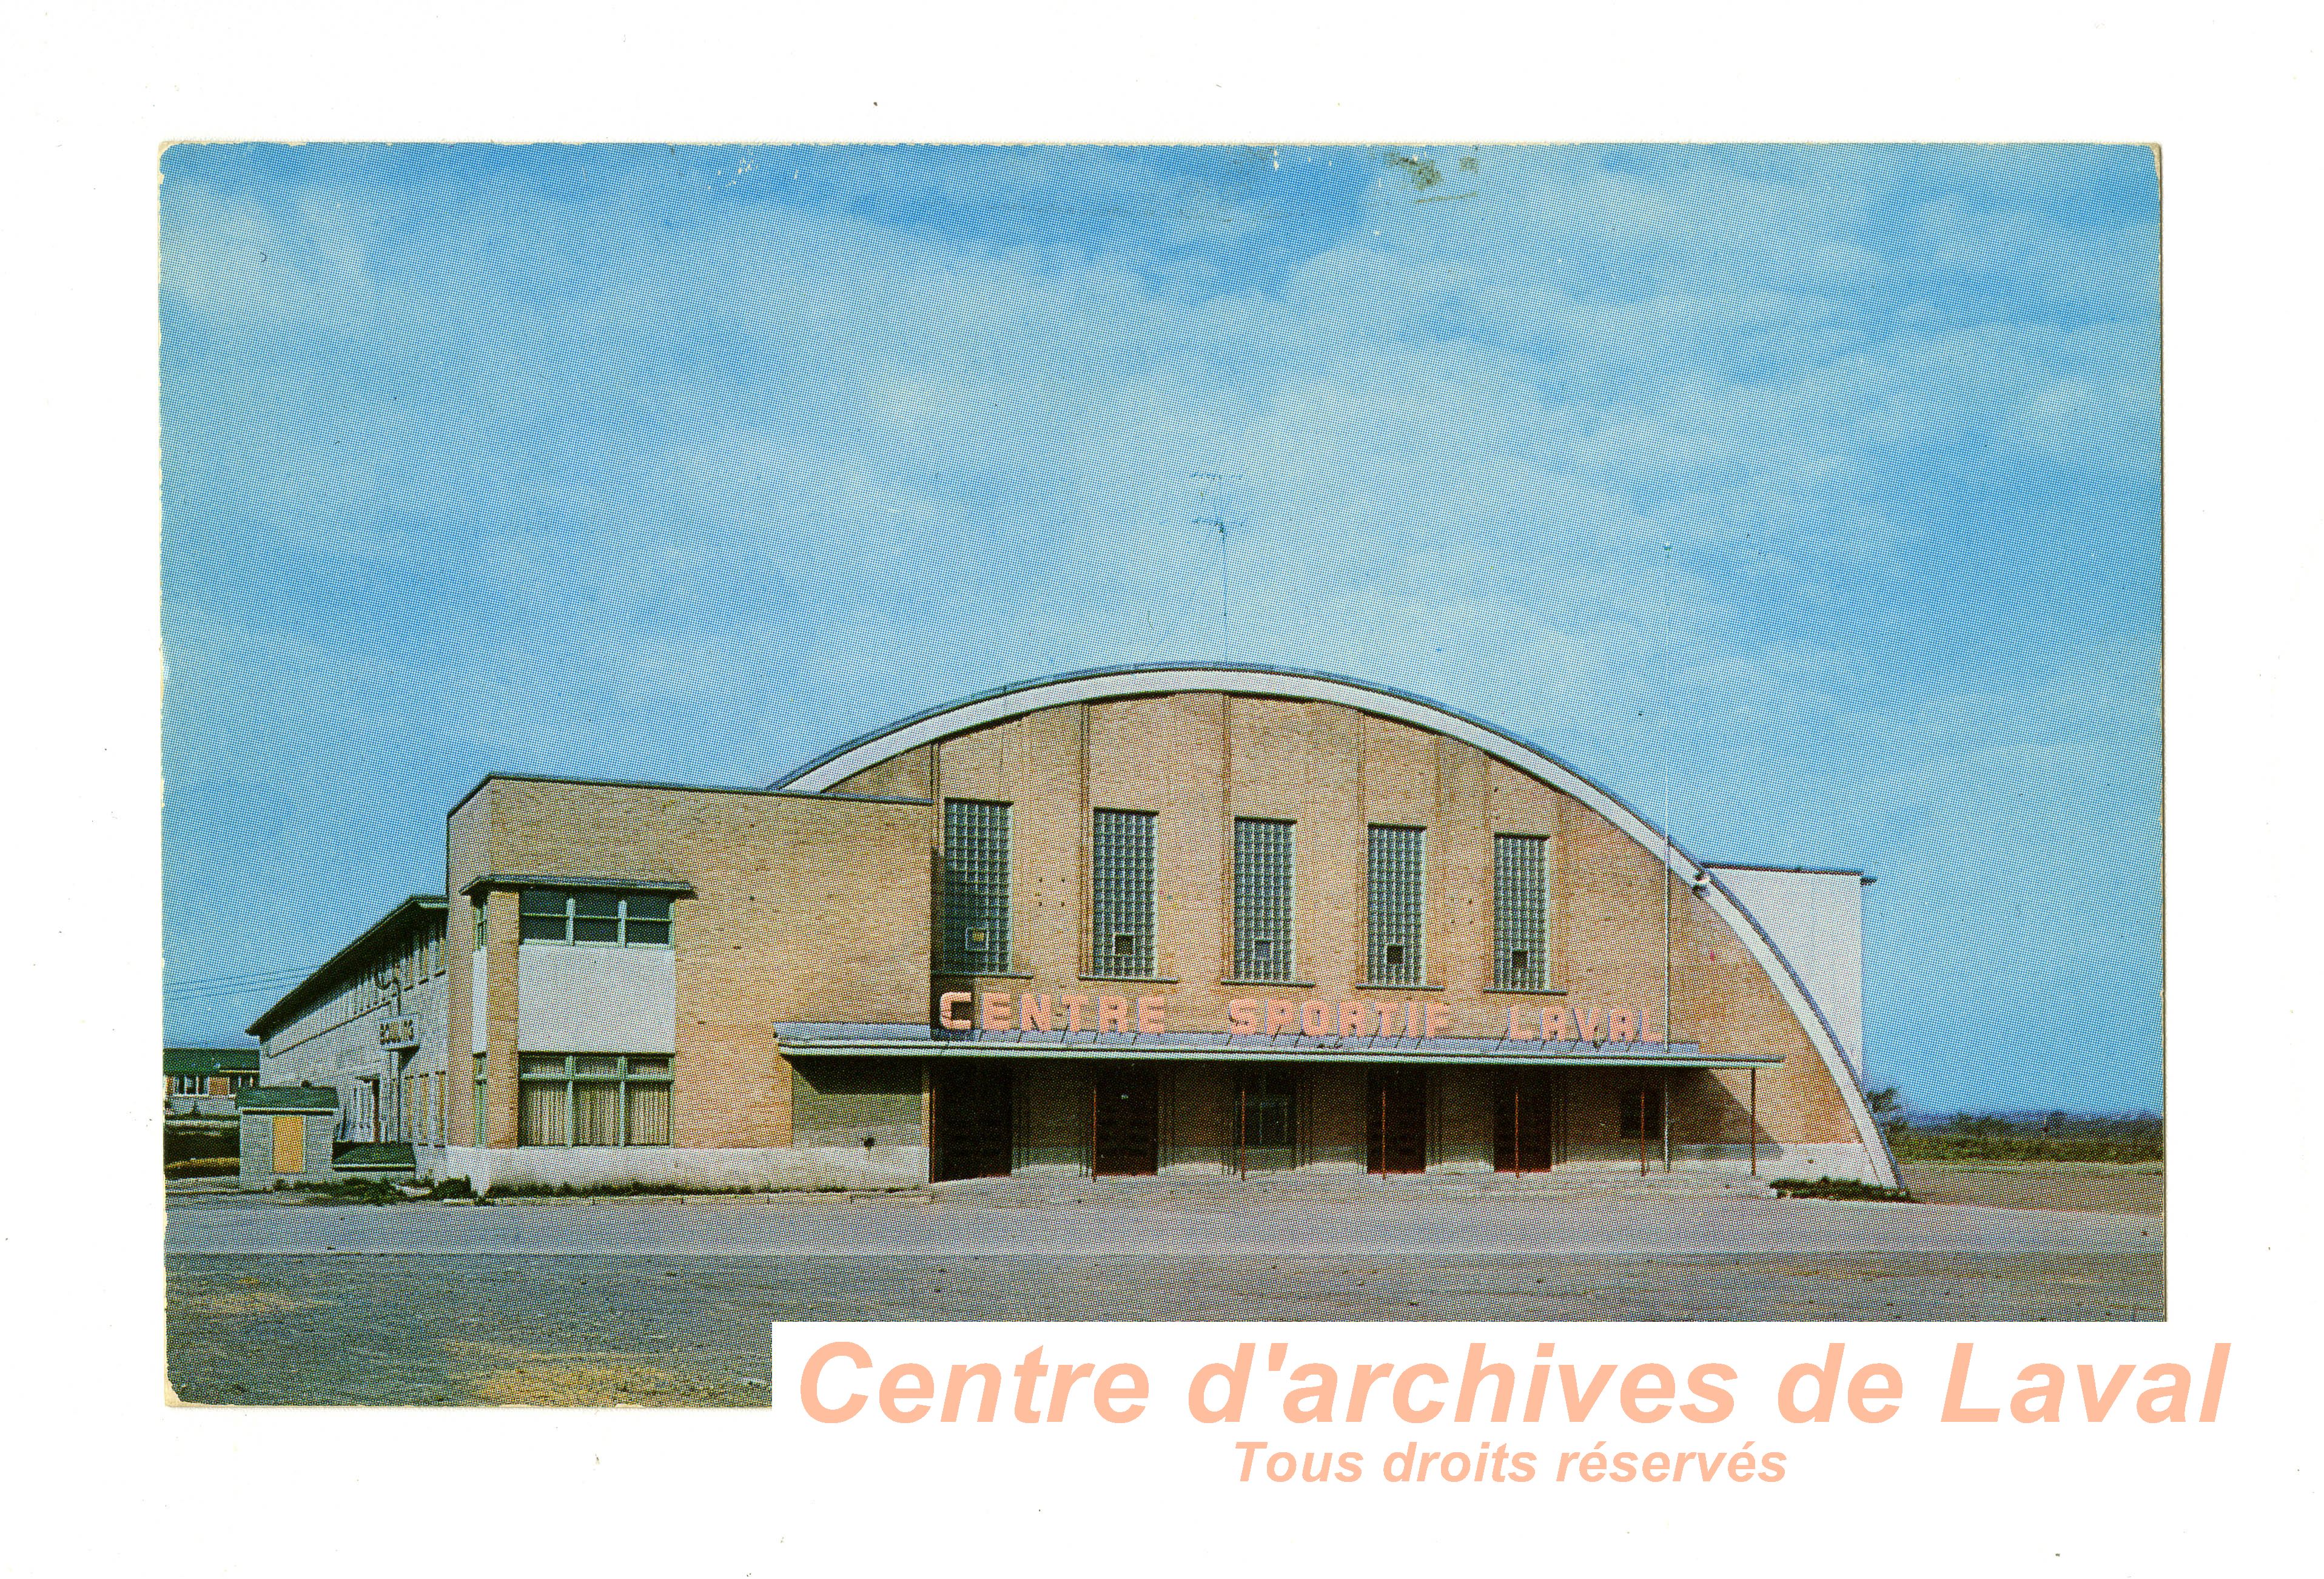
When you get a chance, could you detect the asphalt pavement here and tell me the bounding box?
[163,1176,2166,1404]
[166,1175,2162,1260]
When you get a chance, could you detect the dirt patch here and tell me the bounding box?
[170,1283,321,1318]
[448,1343,736,1407]
[166,1250,2163,1407]
[1901,1163,2163,1215]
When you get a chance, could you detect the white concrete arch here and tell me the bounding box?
[774,663,1897,1186]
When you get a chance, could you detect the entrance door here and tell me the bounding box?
[1091,1063,1159,1176]
[932,1062,1015,1182]
[1493,1069,1560,1173]
[1366,1068,1427,1174]
[1235,1066,1300,1174]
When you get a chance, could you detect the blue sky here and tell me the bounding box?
[159,143,2160,1112]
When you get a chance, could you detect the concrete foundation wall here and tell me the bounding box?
[437,1144,928,1193]
[1547,1143,1880,1182]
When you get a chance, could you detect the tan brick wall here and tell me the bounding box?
[843,692,1859,1148]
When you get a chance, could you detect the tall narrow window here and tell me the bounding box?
[1367,825,1426,985]
[1090,809,1157,977]
[1232,817,1295,981]
[1494,833,1551,989]
[472,1054,488,1146]
[943,799,1012,973]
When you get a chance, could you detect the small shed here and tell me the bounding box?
[236,1085,341,1190]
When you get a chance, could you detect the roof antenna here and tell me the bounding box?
[1192,472,1243,661]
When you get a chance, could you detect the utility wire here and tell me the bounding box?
[164,969,312,991]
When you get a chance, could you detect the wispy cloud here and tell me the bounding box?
[160,144,2159,1108]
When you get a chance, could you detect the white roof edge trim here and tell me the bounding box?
[779,666,1896,1186]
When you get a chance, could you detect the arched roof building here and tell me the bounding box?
[432,663,1895,1191]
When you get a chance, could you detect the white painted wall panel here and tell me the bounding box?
[1707,867,1865,1078]
[516,946,678,1053]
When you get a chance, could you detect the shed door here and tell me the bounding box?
[270,1114,304,1174]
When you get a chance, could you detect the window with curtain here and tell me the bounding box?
[517,1055,674,1146]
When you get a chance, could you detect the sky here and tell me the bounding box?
[158,143,2161,1113]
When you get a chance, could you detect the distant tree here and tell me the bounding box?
[1866,1086,1906,1137]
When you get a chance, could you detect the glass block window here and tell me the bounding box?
[517,1054,673,1146]
[1494,833,1551,989]
[518,889,673,946]
[943,799,1012,973]
[1232,817,1295,981]
[1090,809,1158,977]
[1367,824,1426,985]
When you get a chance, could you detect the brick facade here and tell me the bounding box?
[407,667,1894,1188]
